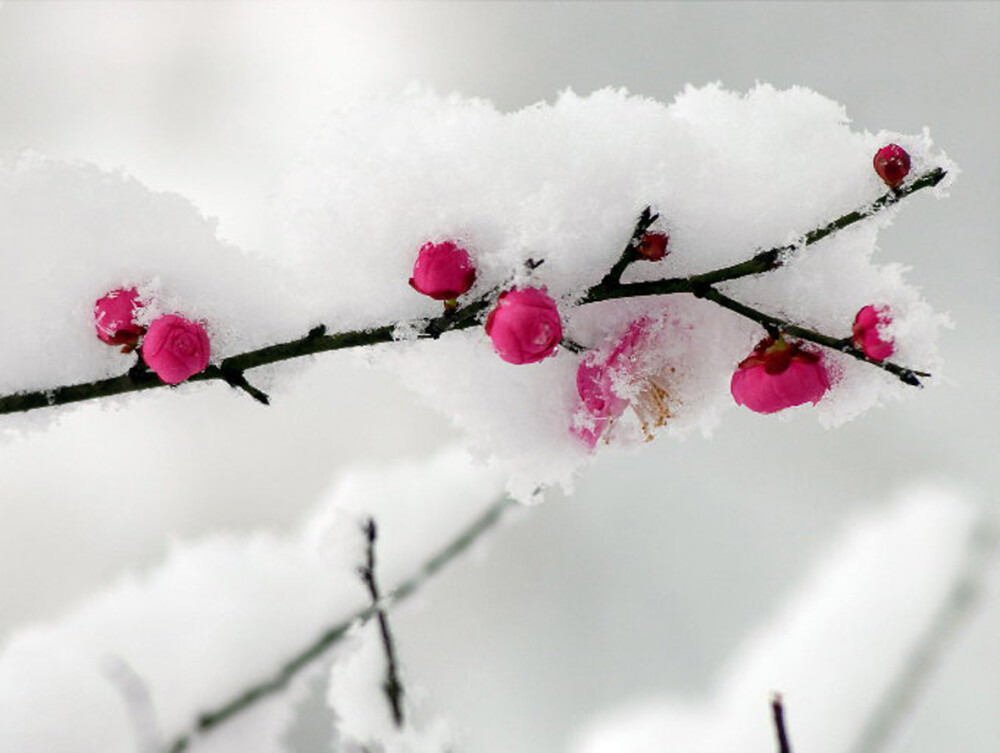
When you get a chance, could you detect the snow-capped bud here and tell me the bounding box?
[873,144,911,189]
[485,287,562,364]
[637,232,669,261]
[94,287,144,347]
[852,305,894,362]
[141,314,211,384]
[730,336,830,414]
[408,240,476,301]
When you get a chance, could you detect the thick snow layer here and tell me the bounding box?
[0,448,507,753]
[570,486,986,753]
[0,84,955,498]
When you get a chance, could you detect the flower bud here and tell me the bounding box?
[485,287,562,364]
[873,144,911,189]
[730,336,830,414]
[637,232,669,261]
[852,305,894,361]
[141,314,211,384]
[94,287,144,347]
[409,241,476,301]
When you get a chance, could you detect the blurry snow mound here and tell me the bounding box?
[0,85,954,499]
[0,447,506,753]
[571,485,989,753]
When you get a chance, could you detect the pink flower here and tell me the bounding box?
[409,241,477,301]
[94,287,144,347]
[572,319,646,447]
[873,144,911,189]
[637,232,670,261]
[485,287,562,364]
[730,336,830,414]
[852,305,894,361]
[571,318,675,447]
[141,314,211,385]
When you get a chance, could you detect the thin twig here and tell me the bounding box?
[358,518,406,728]
[164,495,515,753]
[771,693,793,753]
[0,168,945,417]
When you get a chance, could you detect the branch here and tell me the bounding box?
[771,694,793,753]
[358,518,405,728]
[164,495,515,753]
[0,168,945,416]
[847,515,998,753]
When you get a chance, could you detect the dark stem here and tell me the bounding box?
[357,518,405,728]
[693,286,929,386]
[0,168,945,417]
[212,366,270,405]
[771,694,793,753]
[163,496,515,753]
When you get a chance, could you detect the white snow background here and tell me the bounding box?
[0,3,997,753]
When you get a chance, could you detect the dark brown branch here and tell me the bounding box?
[0,168,945,417]
[771,694,793,753]
[358,518,405,728]
[164,496,514,753]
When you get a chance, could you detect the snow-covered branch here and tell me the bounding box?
[0,167,943,417]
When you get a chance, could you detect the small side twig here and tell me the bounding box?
[212,366,270,405]
[357,518,405,728]
[771,693,793,753]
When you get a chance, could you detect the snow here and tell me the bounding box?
[570,485,987,753]
[0,447,507,753]
[0,84,954,498]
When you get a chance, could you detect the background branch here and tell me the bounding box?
[771,694,793,753]
[165,495,515,753]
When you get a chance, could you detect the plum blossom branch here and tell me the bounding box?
[358,518,406,728]
[164,496,515,753]
[0,168,945,416]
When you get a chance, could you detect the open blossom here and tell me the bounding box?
[852,305,894,361]
[141,314,211,385]
[572,318,673,447]
[485,287,562,364]
[730,336,830,414]
[94,287,144,347]
[409,240,477,300]
[873,144,911,189]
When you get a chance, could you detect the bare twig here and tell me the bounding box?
[0,168,945,416]
[771,693,793,753]
[164,495,515,753]
[358,518,406,728]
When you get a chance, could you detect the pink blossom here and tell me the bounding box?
[484,287,562,364]
[141,314,211,385]
[409,241,477,301]
[852,305,894,362]
[873,144,911,189]
[730,336,830,414]
[572,318,665,447]
[94,287,144,347]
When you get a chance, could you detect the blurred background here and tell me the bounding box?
[0,2,997,751]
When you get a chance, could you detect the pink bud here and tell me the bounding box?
[637,232,669,261]
[730,336,830,414]
[852,305,894,361]
[873,144,911,189]
[409,241,476,300]
[485,287,562,365]
[94,287,144,346]
[141,314,211,385]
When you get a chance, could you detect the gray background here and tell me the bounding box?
[0,3,997,752]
